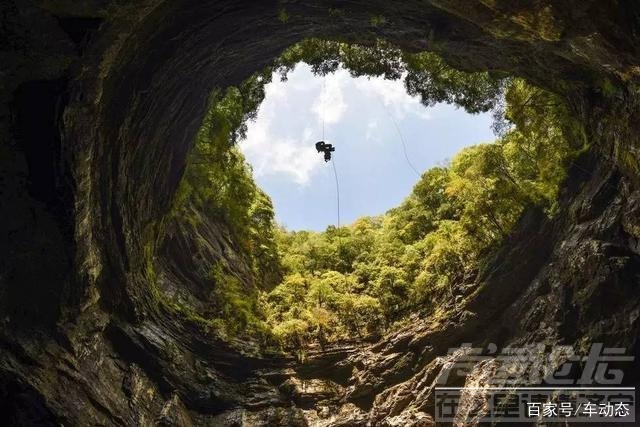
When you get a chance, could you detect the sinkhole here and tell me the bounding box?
[239,62,495,231]
[162,39,576,352]
[4,1,638,423]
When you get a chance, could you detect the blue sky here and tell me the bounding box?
[239,64,495,231]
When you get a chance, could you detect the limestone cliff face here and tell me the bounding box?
[1,0,639,425]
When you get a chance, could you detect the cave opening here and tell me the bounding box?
[158,38,580,356]
[3,2,640,424]
[238,61,495,231]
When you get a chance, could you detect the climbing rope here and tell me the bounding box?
[320,74,341,229]
[323,77,326,141]
[331,157,341,228]
[319,77,426,230]
[378,98,422,178]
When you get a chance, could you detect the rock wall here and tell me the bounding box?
[1,0,639,425]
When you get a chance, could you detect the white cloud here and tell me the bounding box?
[261,75,288,105]
[311,70,348,125]
[365,120,381,143]
[239,65,433,187]
[240,118,321,185]
[354,75,431,121]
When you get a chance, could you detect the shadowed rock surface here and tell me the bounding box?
[1,0,639,425]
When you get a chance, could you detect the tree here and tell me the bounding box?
[169,37,578,349]
[404,52,504,113]
[276,38,505,113]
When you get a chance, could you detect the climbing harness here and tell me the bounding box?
[315,141,335,162]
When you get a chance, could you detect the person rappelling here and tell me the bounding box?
[315,141,335,162]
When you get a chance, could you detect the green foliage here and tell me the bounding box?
[172,71,283,291]
[166,73,282,339]
[278,8,290,24]
[165,36,577,352]
[263,78,577,349]
[209,262,264,335]
[370,15,387,27]
[272,318,309,349]
[404,52,504,113]
[275,38,503,113]
[261,268,385,349]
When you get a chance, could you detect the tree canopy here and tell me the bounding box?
[276,38,505,114]
[165,38,581,351]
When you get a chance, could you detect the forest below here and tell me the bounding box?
[164,39,583,354]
